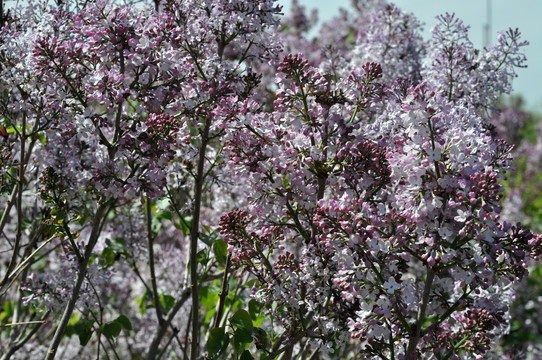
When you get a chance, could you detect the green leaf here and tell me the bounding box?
[79,327,93,346]
[51,208,66,223]
[105,238,129,257]
[196,249,207,264]
[230,309,253,332]
[201,230,218,246]
[156,210,173,221]
[36,132,47,145]
[175,216,191,236]
[101,321,122,340]
[138,291,154,315]
[213,239,228,265]
[78,209,90,226]
[64,325,75,337]
[151,215,163,235]
[0,300,14,323]
[21,218,32,230]
[6,125,19,135]
[73,319,94,346]
[200,285,220,311]
[68,313,79,325]
[240,350,255,360]
[207,326,229,358]
[155,198,171,210]
[151,208,173,236]
[253,327,269,350]
[100,247,116,266]
[231,309,254,343]
[159,294,175,313]
[248,300,262,321]
[115,315,132,331]
[204,306,217,325]
[244,279,256,288]
[234,328,253,345]
[64,314,79,337]
[421,315,437,328]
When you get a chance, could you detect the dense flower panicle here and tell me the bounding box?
[423,13,528,111]
[221,2,537,356]
[22,252,111,311]
[25,0,280,203]
[219,209,284,271]
[1,0,281,358]
[117,112,181,170]
[336,139,390,193]
[351,3,425,84]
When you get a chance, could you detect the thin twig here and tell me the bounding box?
[188,116,212,360]
[405,267,435,360]
[44,204,109,360]
[2,320,46,327]
[146,287,191,360]
[146,196,164,325]
[0,311,50,360]
[211,253,231,330]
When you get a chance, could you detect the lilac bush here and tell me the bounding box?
[0,0,540,359]
[222,4,540,360]
[483,96,542,359]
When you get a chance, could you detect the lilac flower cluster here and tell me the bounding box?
[220,3,539,359]
[487,95,542,359]
[1,0,281,358]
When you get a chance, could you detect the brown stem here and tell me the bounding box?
[261,325,316,360]
[156,328,177,360]
[188,117,212,360]
[2,113,26,287]
[5,227,43,346]
[279,346,293,360]
[146,288,191,360]
[0,137,36,239]
[0,128,38,296]
[146,196,164,325]
[44,204,108,360]
[405,267,435,360]
[211,253,231,330]
[146,269,217,359]
[0,235,54,297]
[422,288,470,337]
[113,48,124,146]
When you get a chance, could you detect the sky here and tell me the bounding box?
[278,0,542,112]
